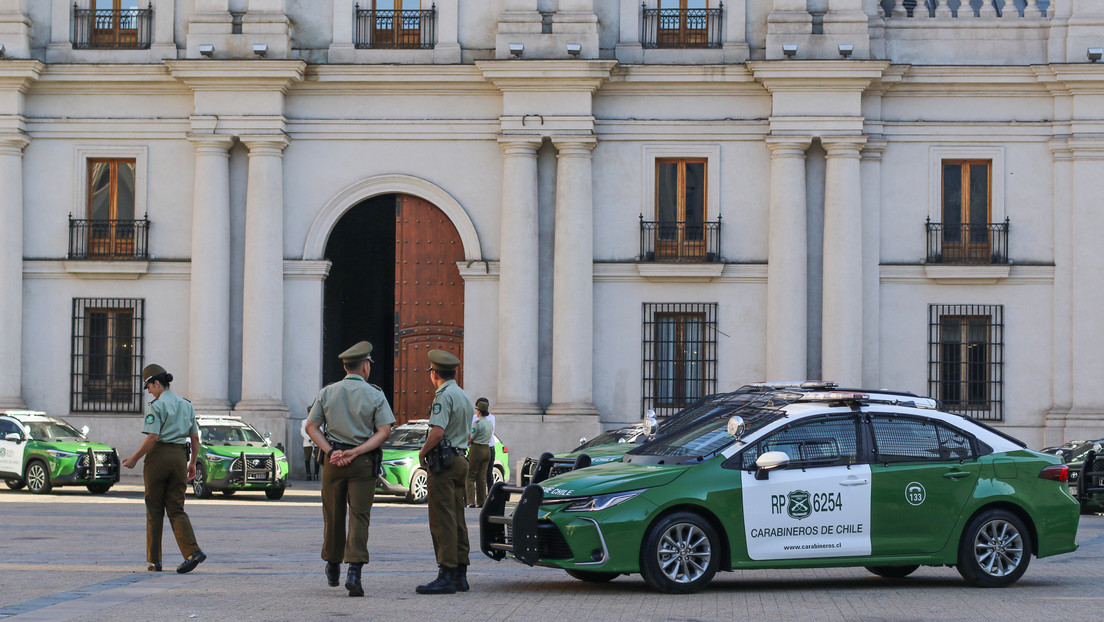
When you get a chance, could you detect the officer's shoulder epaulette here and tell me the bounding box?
[370,383,384,392]
[150,398,159,404]
[182,397,192,403]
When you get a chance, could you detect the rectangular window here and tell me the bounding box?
[71,298,144,413]
[73,0,151,50]
[941,160,992,262]
[645,0,722,49]
[86,159,138,258]
[655,158,707,260]
[642,303,717,417]
[355,0,435,50]
[929,304,1003,421]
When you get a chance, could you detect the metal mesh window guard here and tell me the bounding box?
[71,3,153,50]
[642,303,718,418]
[71,298,144,413]
[928,304,1003,421]
[354,4,436,49]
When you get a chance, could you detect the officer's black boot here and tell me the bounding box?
[325,562,340,587]
[345,563,364,597]
[455,564,469,592]
[415,566,457,594]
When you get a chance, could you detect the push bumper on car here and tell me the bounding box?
[50,449,120,485]
[207,452,284,490]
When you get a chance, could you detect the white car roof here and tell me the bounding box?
[0,410,54,423]
[196,416,250,427]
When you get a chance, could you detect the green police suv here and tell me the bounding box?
[481,387,1081,593]
[377,419,510,503]
[0,410,120,494]
[520,425,648,486]
[191,415,289,500]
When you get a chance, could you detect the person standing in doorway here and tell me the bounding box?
[121,364,206,574]
[416,350,474,595]
[466,405,492,508]
[301,414,318,481]
[305,341,394,597]
[473,397,497,490]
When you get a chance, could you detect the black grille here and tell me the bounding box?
[537,520,573,559]
[231,456,274,471]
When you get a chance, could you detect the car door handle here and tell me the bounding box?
[943,470,971,480]
[839,478,869,486]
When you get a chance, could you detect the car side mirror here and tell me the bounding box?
[4,432,22,443]
[264,431,273,446]
[80,425,90,437]
[642,410,658,437]
[754,451,790,481]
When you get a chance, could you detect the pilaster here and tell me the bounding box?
[0,0,31,59]
[0,133,29,408]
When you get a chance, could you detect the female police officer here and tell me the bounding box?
[122,364,206,574]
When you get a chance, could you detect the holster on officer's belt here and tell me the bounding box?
[367,446,383,477]
[425,439,454,474]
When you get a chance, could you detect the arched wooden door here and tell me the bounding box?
[393,194,465,423]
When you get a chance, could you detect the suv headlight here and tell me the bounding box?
[564,489,646,512]
[383,457,413,467]
[276,454,287,462]
[204,452,234,462]
[46,449,80,458]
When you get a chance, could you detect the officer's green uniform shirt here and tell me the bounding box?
[308,375,396,446]
[470,417,492,446]
[141,390,198,445]
[428,379,473,450]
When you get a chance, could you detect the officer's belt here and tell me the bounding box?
[328,440,360,451]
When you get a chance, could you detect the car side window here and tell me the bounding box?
[0,419,19,437]
[738,416,860,470]
[869,414,975,463]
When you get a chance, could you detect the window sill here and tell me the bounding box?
[63,260,150,279]
[636,262,725,282]
[922,264,1011,284]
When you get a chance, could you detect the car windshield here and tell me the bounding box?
[576,428,641,450]
[200,424,265,444]
[627,394,791,461]
[26,420,84,441]
[386,426,427,447]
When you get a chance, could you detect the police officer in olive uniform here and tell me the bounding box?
[121,364,206,574]
[466,407,493,508]
[305,341,395,597]
[416,350,474,595]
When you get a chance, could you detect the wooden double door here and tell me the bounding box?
[392,195,465,423]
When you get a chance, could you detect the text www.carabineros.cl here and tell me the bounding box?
[783,542,843,551]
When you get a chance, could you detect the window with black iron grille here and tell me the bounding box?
[928,304,1003,421]
[71,298,144,413]
[642,303,717,417]
[869,414,976,463]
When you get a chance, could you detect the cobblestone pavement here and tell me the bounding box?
[1,476,1101,621]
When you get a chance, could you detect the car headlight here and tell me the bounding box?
[204,452,234,462]
[383,457,413,467]
[46,449,80,458]
[276,455,287,462]
[564,489,646,512]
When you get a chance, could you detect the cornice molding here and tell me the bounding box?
[477,60,617,92]
[165,60,306,91]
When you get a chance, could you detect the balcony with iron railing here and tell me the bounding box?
[641,3,724,49]
[640,216,722,263]
[354,3,436,50]
[71,3,152,50]
[925,218,1009,264]
[68,216,150,261]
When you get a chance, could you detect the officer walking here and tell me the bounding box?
[473,397,496,491]
[121,364,206,574]
[305,341,394,597]
[466,405,492,508]
[416,350,474,595]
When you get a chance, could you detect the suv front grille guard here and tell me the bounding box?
[229,453,277,486]
[1080,450,1104,504]
[479,482,543,566]
[531,452,592,485]
[76,449,119,481]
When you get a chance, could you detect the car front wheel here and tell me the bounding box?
[192,464,212,499]
[25,460,53,494]
[265,485,285,500]
[86,483,112,494]
[406,469,428,504]
[640,512,720,594]
[5,478,25,490]
[956,509,1031,587]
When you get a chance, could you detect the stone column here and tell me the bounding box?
[1067,139,1104,431]
[186,134,234,413]
[433,0,461,63]
[151,0,177,59]
[236,135,289,415]
[496,136,543,418]
[859,138,886,388]
[547,136,599,418]
[329,0,355,62]
[820,136,866,386]
[0,133,29,408]
[766,137,812,381]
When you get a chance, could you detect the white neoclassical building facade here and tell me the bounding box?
[1,0,1103,470]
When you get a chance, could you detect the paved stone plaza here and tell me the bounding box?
[1,476,1101,622]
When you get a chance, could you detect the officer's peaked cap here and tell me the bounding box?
[142,364,167,385]
[428,349,460,371]
[339,341,374,364]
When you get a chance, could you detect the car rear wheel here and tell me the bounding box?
[5,478,25,490]
[640,512,720,594]
[865,565,920,578]
[956,509,1031,587]
[86,483,112,494]
[265,485,285,500]
[406,469,428,504]
[565,569,619,583]
[25,460,53,494]
[192,464,212,499]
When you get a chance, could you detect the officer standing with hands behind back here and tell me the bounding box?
[416,350,474,595]
[305,341,395,597]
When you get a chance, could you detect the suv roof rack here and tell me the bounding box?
[794,389,939,409]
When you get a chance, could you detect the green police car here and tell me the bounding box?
[377,419,510,503]
[190,415,289,500]
[482,387,1081,593]
[521,425,648,486]
[0,410,120,494]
